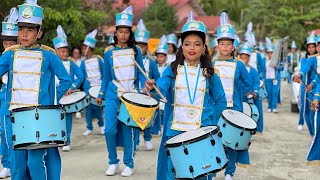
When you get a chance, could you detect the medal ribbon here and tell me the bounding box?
[184,61,201,104]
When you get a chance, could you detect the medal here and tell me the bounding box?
[187,108,197,118]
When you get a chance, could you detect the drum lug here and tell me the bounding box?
[183,147,189,155]
[222,123,226,128]
[86,98,89,103]
[165,149,170,157]
[248,141,251,147]
[35,112,39,120]
[127,118,130,123]
[216,157,221,164]
[36,131,40,142]
[12,134,16,141]
[218,131,223,138]
[189,165,194,177]
[61,112,65,120]
[235,142,239,149]
[210,139,215,146]
[171,167,176,176]
[240,131,244,136]
[11,116,15,123]
[62,130,66,137]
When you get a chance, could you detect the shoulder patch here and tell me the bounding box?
[3,44,20,53]
[104,45,114,53]
[40,44,56,54]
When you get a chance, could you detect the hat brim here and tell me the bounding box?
[18,22,41,28]
[217,37,234,41]
[116,25,132,29]
[181,31,206,44]
[0,35,18,41]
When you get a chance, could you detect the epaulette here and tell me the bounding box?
[93,55,103,61]
[40,44,56,54]
[104,45,114,53]
[214,68,220,76]
[3,44,20,53]
[234,57,241,61]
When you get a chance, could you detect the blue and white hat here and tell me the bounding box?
[212,38,218,48]
[83,29,97,48]
[108,35,114,45]
[1,8,19,40]
[259,41,265,51]
[317,34,320,44]
[239,43,253,55]
[245,22,256,47]
[134,19,149,44]
[217,12,235,40]
[233,34,240,49]
[291,40,297,49]
[156,35,169,55]
[307,31,317,45]
[167,33,177,46]
[52,25,68,49]
[182,11,207,39]
[17,0,43,27]
[116,6,133,28]
[265,37,274,52]
[177,38,182,48]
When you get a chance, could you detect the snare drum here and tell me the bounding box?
[243,99,259,122]
[258,80,268,100]
[89,86,105,106]
[59,91,90,113]
[218,109,257,150]
[118,93,158,130]
[165,126,228,179]
[11,105,67,150]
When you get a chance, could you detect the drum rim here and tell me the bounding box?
[173,162,228,179]
[59,92,87,105]
[221,110,257,131]
[12,105,62,112]
[122,92,159,108]
[165,126,219,147]
[13,140,65,150]
[88,86,101,98]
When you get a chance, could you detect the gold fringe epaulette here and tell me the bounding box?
[40,44,56,54]
[3,44,20,53]
[307,160,320,166]
[104,45,114,53]
[214,68,220,76]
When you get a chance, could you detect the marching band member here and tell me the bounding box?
[265,37,281,113]
[239,43,264,134]
[134,19,160,151]
[166,33,177,65]
[211,37,219,61]
[293,32,318,135]
[96,6,146,176]
[0,7,19,178]
[0,1,71,179]
[212,12,252,180]
[80,29,105,136]
[53,25,84,152]
[146,11,227,180]
[287,40,300,83]
[245,22,266,80]
[259,41,266,59]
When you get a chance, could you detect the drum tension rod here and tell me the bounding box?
[182,143,189,155]
[35,108,39,120]
[189,166,195,179]
[36,131,40,142]
[209,134,215,146]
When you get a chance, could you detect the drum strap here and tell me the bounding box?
[112,80,137,97]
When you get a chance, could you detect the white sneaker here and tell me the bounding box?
[75,112,81,119]
[297,125,303,131]
[105,164,119,176]
[225,174,233,180]
[212,177,216,180]
[0,168,11,178]
[145,141,153,151]
[135,144,140,151]
[82,130,92,136]
[267,109,272,113]
[273,109,278,113]
[100,126,105,135]
[121,166,134,177]
[62,145,70,152]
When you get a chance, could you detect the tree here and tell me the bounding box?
[142,0,178,38]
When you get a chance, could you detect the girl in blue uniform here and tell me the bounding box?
[166,33,177,65]
[212,12,252,180]
[53,25,84,152]
[80,29,105,136]
[146,11,227,180]
[134,19,160,151]
[309,80,320,165]
[239,43,263,134]
[0,1,71,179]
[96,6,146,177]
[293,32,318,135]
[0,7,19,179]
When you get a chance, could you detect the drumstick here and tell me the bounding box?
[300,77,314,96]
[132,58,168,103]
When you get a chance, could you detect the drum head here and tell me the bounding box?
[122,93,158,108]
[166,126,218,146]
[259,80,264,87]
[59,91,86,105]
[242,102,252,117]
[221,109,257,130]
[89,86,101,98]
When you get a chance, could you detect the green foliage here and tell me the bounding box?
[142,0,178,38]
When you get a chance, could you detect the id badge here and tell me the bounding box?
[273,79,278,85]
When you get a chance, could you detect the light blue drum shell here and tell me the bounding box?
[11,105,67,150]
[90,96,105,107]
[258,83,268,100]
[218,111,256,150]
[165,126,228,179]
[249,102,259,122]
[61,96,90,114]
[117,102,155,129]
